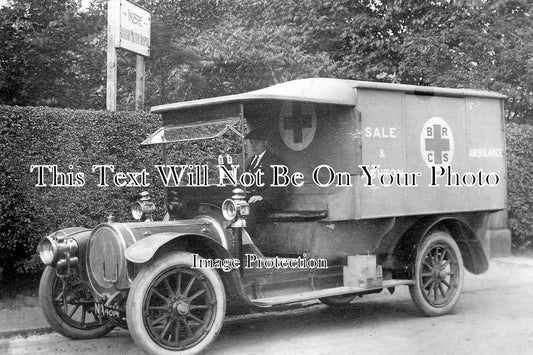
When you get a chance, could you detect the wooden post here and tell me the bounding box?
[135,55,145,111]
[107,0,150,111]
[240,104,246,166]
[106,0,119,111]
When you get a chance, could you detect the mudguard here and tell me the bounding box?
[125,231,232,265]
[403,215,489,275]
[125,232,190,263]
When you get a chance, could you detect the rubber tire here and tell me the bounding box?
[409,230,464,316]
[319,294,356,307]
[126,251,226,355]
[39,266,114,339]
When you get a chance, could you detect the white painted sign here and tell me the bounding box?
[420,117,454,168]
[118,0,151,57]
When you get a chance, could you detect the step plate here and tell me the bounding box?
[252,279,415,307]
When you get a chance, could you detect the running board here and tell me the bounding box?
[251,279,414,307]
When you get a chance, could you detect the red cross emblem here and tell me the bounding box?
[420,117,454,167]
[279,101,317,151]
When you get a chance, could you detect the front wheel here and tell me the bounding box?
[39,266,114,339]
[126,251,226,355]
[409,230,464,316]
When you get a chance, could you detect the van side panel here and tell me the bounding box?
[403,94,469,214]
[465,97,507,210]
[356,89,406,218]
[356,89,507,219]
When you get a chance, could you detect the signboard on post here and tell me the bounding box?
[107,0,151,111]
[118,0,151,57]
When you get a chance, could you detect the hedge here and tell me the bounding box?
[506,123,533,252]
[0,105,238,276]
[0,106,532,277]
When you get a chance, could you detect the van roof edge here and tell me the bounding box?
[151,78,506,114]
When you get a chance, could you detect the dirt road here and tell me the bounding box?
[2,258,533,355]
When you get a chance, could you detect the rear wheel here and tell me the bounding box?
[409,230,464,316]
[127,251,226,355]
[39,266,114,339]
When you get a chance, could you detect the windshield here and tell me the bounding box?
[141,117,242,145]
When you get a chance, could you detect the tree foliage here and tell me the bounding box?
[0,0,107,108]
[399,0,533,122]
[1,0,531,120]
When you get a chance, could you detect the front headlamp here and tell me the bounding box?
[38,231,78,266]
[222,199,237,220]
[221,188,249,221]
[38,236,58,265]
[132,191,156,221]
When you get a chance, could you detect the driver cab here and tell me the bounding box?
[146,79,362,261]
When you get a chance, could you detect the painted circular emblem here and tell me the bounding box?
[279,101,317,151]
[420,117,454,168]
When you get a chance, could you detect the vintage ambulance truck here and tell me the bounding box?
[37,78,509,354]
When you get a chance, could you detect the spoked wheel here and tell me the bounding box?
[127,251,225,355]
[39,266,114,339]
[409,230,464,316]
[319,294,356,307]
